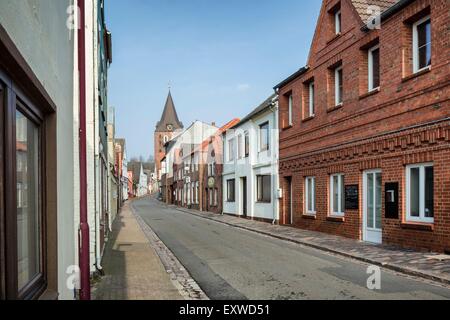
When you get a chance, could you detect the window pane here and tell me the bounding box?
[338,69,343,104]
[375,173,382,229]
[307,179,312,212]
[425,166,434,218]
[409,168,420,217]
[367,173,374,228]
[16,110,41,290]
[417,20,431,69]
[260,123,269,151]
[263,175,271,202]
[340,175,345,213]
[372,48,380,88]
[309,83,314,115]
[333,176,339,213]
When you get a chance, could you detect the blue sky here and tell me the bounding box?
[106,0,322,159]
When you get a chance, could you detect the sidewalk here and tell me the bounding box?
[172,205,450,286]
[92,201,183,300]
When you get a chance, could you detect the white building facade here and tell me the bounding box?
[222,95,280,223]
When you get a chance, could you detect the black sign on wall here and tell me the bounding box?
[385,182,399,219]
[345,185,359,210]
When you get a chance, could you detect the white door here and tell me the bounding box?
[363,170,382,244]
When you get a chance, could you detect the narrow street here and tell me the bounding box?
[132,197,450,300]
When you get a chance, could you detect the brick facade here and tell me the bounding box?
[276,0,449,252]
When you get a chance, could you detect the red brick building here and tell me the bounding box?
[275,0,449,252]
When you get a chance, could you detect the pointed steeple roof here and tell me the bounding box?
[155,91,184,132]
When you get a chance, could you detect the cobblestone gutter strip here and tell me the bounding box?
[132,209,209,300]
[173,206,450,287]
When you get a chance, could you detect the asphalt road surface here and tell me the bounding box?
[133,197,450,300]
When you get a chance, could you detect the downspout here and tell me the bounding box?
[78,0,91,300]
[269,101,278,225]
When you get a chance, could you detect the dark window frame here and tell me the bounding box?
[0,68,47,300]
[256,175,272,203]
[227,179,235,202]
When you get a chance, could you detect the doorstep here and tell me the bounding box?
[169,205,450,287]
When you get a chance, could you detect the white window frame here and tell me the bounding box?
[238,134,243,159]
[228,138,235,161]
[405,163,434,224]
[368,44,380,92]
[330,174,345,216]
[305,177,316,215]
[288,93,293,126]
[335,10,342,34]
[308,82,315,117]
[335,66,343,106]
[412,15,431,74]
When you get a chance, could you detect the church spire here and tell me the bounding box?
[155,90,184,132]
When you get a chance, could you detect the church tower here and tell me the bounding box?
[154,91,184,178]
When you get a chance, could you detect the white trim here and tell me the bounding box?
[368,45,380,92]
[334,66,343,106]
[405,163,434,223]
[412,15,431,74]
[308,82,315,117]
[330,174,344,216]
[305,177,316,215]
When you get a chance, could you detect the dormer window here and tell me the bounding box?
[335,10,342,34]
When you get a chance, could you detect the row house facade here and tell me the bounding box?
[179,119,240,213]
[115,138,129,203]
[0,0,116,300]
[275,0,449,252]
[167,121,218,207]
[223,94,281,223]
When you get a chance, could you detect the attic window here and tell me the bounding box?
[335,10,342,34]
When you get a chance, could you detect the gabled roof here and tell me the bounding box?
[115,138,125,152]
[351,0,399,23]
[274,0,403,91]
[155,91,184,132]
[127,161,142,184]
[230,94,278,130]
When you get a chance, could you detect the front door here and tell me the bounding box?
[363,170,382,244]
[242,177,247,217]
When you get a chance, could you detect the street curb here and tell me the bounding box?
[169,205,450,288]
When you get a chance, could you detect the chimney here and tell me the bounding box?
[212,122,216,127]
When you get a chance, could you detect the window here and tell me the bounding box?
[238,134,243,159]
[335,66,343,106]
[259,122,270,152]
[209,189,214,206]
[244,132,250,157]
[257,175,271,203]
[309,82,315,117]
[413,16,431,73]
[406,163,434,223]
[305,177,316,215]
[330,174,345,216]
[228,139,235,161]
[163,135,169,144]
[214,189,218,206]
[288,93,293,126]
[16,110,42,293]
[335,10,342,34]
[368,45,380,91]
[227,179,235,202]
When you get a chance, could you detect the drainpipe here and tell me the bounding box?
[78,0,91,300]
[269,101,278,225]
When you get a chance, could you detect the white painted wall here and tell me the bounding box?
[223,98,279,222]
[0,0,77,299]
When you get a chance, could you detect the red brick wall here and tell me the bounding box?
[278,0,450,252]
